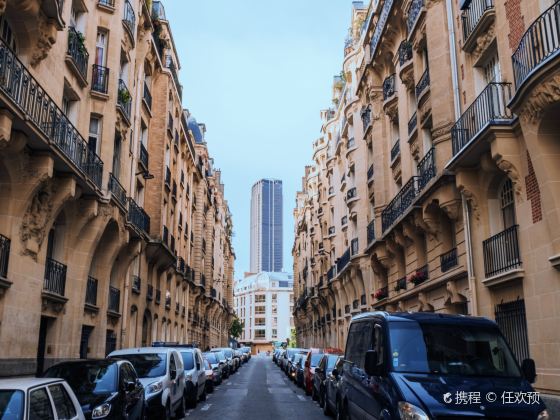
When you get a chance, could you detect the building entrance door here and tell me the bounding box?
[80,325,94,359]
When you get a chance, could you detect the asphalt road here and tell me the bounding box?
[182,353,326,419]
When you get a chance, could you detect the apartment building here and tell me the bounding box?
[293,0,560,406]
[0,0,234,376]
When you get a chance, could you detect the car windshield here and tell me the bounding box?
[181,352,195,370]
[389,321,522,377]
[326,355,339,370]
[204,353,218,364]
[203,359,211,370]
[115,353,167,378]
[44,362,117,397]
[223,350,233,358]
[212,351,225,360]
[0,390,23,420]
[310,354,323,366]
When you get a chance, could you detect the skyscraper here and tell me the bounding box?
[250,179,283,272]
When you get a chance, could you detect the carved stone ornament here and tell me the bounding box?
[384,99,399,122]
[397,300,405,312]
[519,73,560,125]
[445,280,467,305]
[31,15,58,67]
[409,136,420,159]
[426,0,444,9]
[418,292,434,312]
[459,187,480,220]
[431,121,454,142]
[472,23,495,63]
[496,158,523,200]
[21,182,55,259]
[413,210,439,239]
[441,199,461,221]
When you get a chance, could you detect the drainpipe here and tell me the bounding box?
[462,192,478,315]
[446,0,462,120]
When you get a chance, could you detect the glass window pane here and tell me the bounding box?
[29,388,54,420]
[48,384,76,420]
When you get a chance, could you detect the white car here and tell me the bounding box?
[109,347,185,419]
[0,377,85,419]
[176,347,207,407]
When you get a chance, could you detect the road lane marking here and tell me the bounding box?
[227,382,232,385]
[297,395,307,401]
[201,403,212,411]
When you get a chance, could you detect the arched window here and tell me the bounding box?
[500,178,516,229]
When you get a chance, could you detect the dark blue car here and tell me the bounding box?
[337,312,549,420]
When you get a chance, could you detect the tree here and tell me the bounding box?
[229,318,244,339]
[288,328,297,348]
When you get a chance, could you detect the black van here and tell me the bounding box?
[338,312,549,419]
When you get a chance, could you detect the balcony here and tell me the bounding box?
[131,275,141,294]
[398,40,413,66]
[390,140,401,162]
[85,276,98,309]
[108,286,120,314]
[155,289,161,305]
[462,0,494,48]
[122,0,136,40]
[108,173,127,209]
[394,276,407,292]
[374,286,388,301]
[172,181,177,199]
[417,147,436,190]
[43,258,67,304]
[408,111,418,137]
[117,79,132,122]
[166,58,183,100]
[152,1,166,21]
[483,225,521,279]
[127,198,150,235]
[383,73,396,101]
[409,264,429,286]
[143,81,152,110]
[91,65,109,94]
[67,27,89,84]
[0,234,10,287]
[147,284,154,301]
[328,226,335,236]
[327,265,336,282]
[512,1,560,90]
[415,68,430,100]
[367,164,374,183]
[440,247,458,272]
[139,143,149,171]
[407,0,424,35]
[337,247,351,274]
[382,176,420,232]
[451,82,513,159]
[164,167,171,189]
[98,0,115,7]
[361,106,372,132]
[367,220,375,245]
[351,238,359,256]
[341,215,348,227]
[346,187,357,202]
[0,39,104,189]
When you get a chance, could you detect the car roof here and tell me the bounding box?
[0,377,65,391]
[351,311,497,326]
[109,347,176,356]
[48,359,119,367]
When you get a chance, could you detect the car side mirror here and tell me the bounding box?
[124,381,136,392]
[521,358,536,383]
[365,350,385,377]
[331,368,339,378]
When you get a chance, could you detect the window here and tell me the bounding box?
[0,16,16,51]
[345,321,373,369]
[272,305,277,315]
[95,30,107,66]
[112,133,122,178]
[500,178,515,229]
[255,318,265,326]
[272,293,277,302]
[254,329,266,339]
[88,116,101,155]
[272,329,277,338]
[29,388,54,420]
[483,52,501,84]
[255,294,266,303]
[255,305,265,315]
[48,384,77,420]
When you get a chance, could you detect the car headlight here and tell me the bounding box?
[146,380,163,395]
[398,402,429,420]
[538,410,550,420]
[91,403,111,419]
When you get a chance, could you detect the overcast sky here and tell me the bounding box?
[165,0,353,278]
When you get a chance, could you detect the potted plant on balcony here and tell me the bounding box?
[394,280,406,292]
[373,288,388,300]
[408,268,428,286]
[76,31,87,55]
[118,86,131,104]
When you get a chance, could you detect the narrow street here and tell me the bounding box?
[183,354,325,419]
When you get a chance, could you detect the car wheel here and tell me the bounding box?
[186,390,197,409]
[311,385,317,400]
[176,393,186,418]
[165,401,172,420]
[199,386,207,402]
[322,391,331,416]
[336,399,347,420]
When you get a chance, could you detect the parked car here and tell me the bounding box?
[233,350,243,367]
[272,349,280,364]
[109,347,186,419]
[289,354,304,382]
[212,348,236,374]
[323,356,344,417]
[303,349,325,396]
[0,377,85,420]
[177,347,206,408]
[338,312,550,420]
[275,349,285,366]
[211,350,229,378]
[240,347,251,361]
[312,353,342,406]
[43,359,145,420]
[203,352,224,384]
[202,359,215,394]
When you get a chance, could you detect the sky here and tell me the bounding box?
[165,0,353,278]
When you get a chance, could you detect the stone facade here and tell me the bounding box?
[0,0,234,377]
[293,0,560,404]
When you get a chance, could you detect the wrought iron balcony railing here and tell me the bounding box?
[391,140,400,161]
[117,79,132,120]
[165,167,171,187]
[361,106,372,131]
[166,59,183,99]
[85,276,98,306]
[0,234,9,280]
[91,65,109,93]
[367,164,374,181]
[108,286,120,313]
[132,275,141,294]
[341,215,348,226]
[440,247,458,272]
[415,68,430,98]
[0,39,104,188]
[395,276,407,292]
[512,0,560,88]
[162,225,169,244]
[382,176,420,232]
[417,147,436,190]
[410,264,429,286]
[44,258,67,296]
[337,247,351,273]
[483,225,521,277]
[123,0,136,37]
[143,81,152,109]
[139,143,149,170]
[108,173,127,208]
[346,187,357,201]
[451,82,513,157]
[98,0,115,7]
[151,1,166,20]
[127,197,150,234]
[328,226,335,236]
[407,0,424,34]
[367,219,375,244]
[398,40,413,66]
[370,0,394,59]
[67,27,89,81]
[327,265,336,281]
[462,0,494,42]
[408,111,418,135]
[383,73,396,100]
